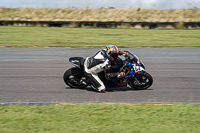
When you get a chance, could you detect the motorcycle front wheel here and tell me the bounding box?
[128,72,153,90]
[63,68,88,89]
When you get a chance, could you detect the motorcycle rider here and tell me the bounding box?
[84,45,128,93]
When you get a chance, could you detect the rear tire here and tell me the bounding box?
[63,68,88,89]
[128,72,153,90]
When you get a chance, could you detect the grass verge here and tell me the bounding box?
[0,103,200,133]
[0,26,200,47]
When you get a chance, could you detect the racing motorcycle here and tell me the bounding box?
[63,51,153,90]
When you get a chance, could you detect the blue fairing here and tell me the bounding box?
[128,70,144,77]
[127,63,145,78]
[127,62,145,70]
[127,52,145,69]
[106,51,146,87]
[127,63,133,66]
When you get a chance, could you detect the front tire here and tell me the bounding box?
[63,68,88,89]
[128,72,153,90]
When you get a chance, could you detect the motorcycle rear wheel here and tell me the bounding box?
[128,72,153,90]
[63,68,88,89]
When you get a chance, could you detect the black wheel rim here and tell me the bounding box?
[130,75,150,88]
[67,74,86,88]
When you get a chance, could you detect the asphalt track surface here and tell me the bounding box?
[0,47,200,104]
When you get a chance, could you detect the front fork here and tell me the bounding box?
[126,70,145,83]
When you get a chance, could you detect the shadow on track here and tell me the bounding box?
[65,87,153,93]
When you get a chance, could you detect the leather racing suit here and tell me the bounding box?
[84,49,126,91]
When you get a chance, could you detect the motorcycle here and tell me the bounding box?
[63,51,153,90]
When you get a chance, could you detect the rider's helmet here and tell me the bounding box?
[106,45,119,61]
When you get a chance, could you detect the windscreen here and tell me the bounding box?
[127,51,145,68]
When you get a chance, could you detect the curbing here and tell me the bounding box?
[0,102,174,106]
[54,103,173,106]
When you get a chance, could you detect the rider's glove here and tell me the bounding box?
[117,72,126,78]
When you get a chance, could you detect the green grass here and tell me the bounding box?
[0,26,200,47]
[0,103,200,133]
